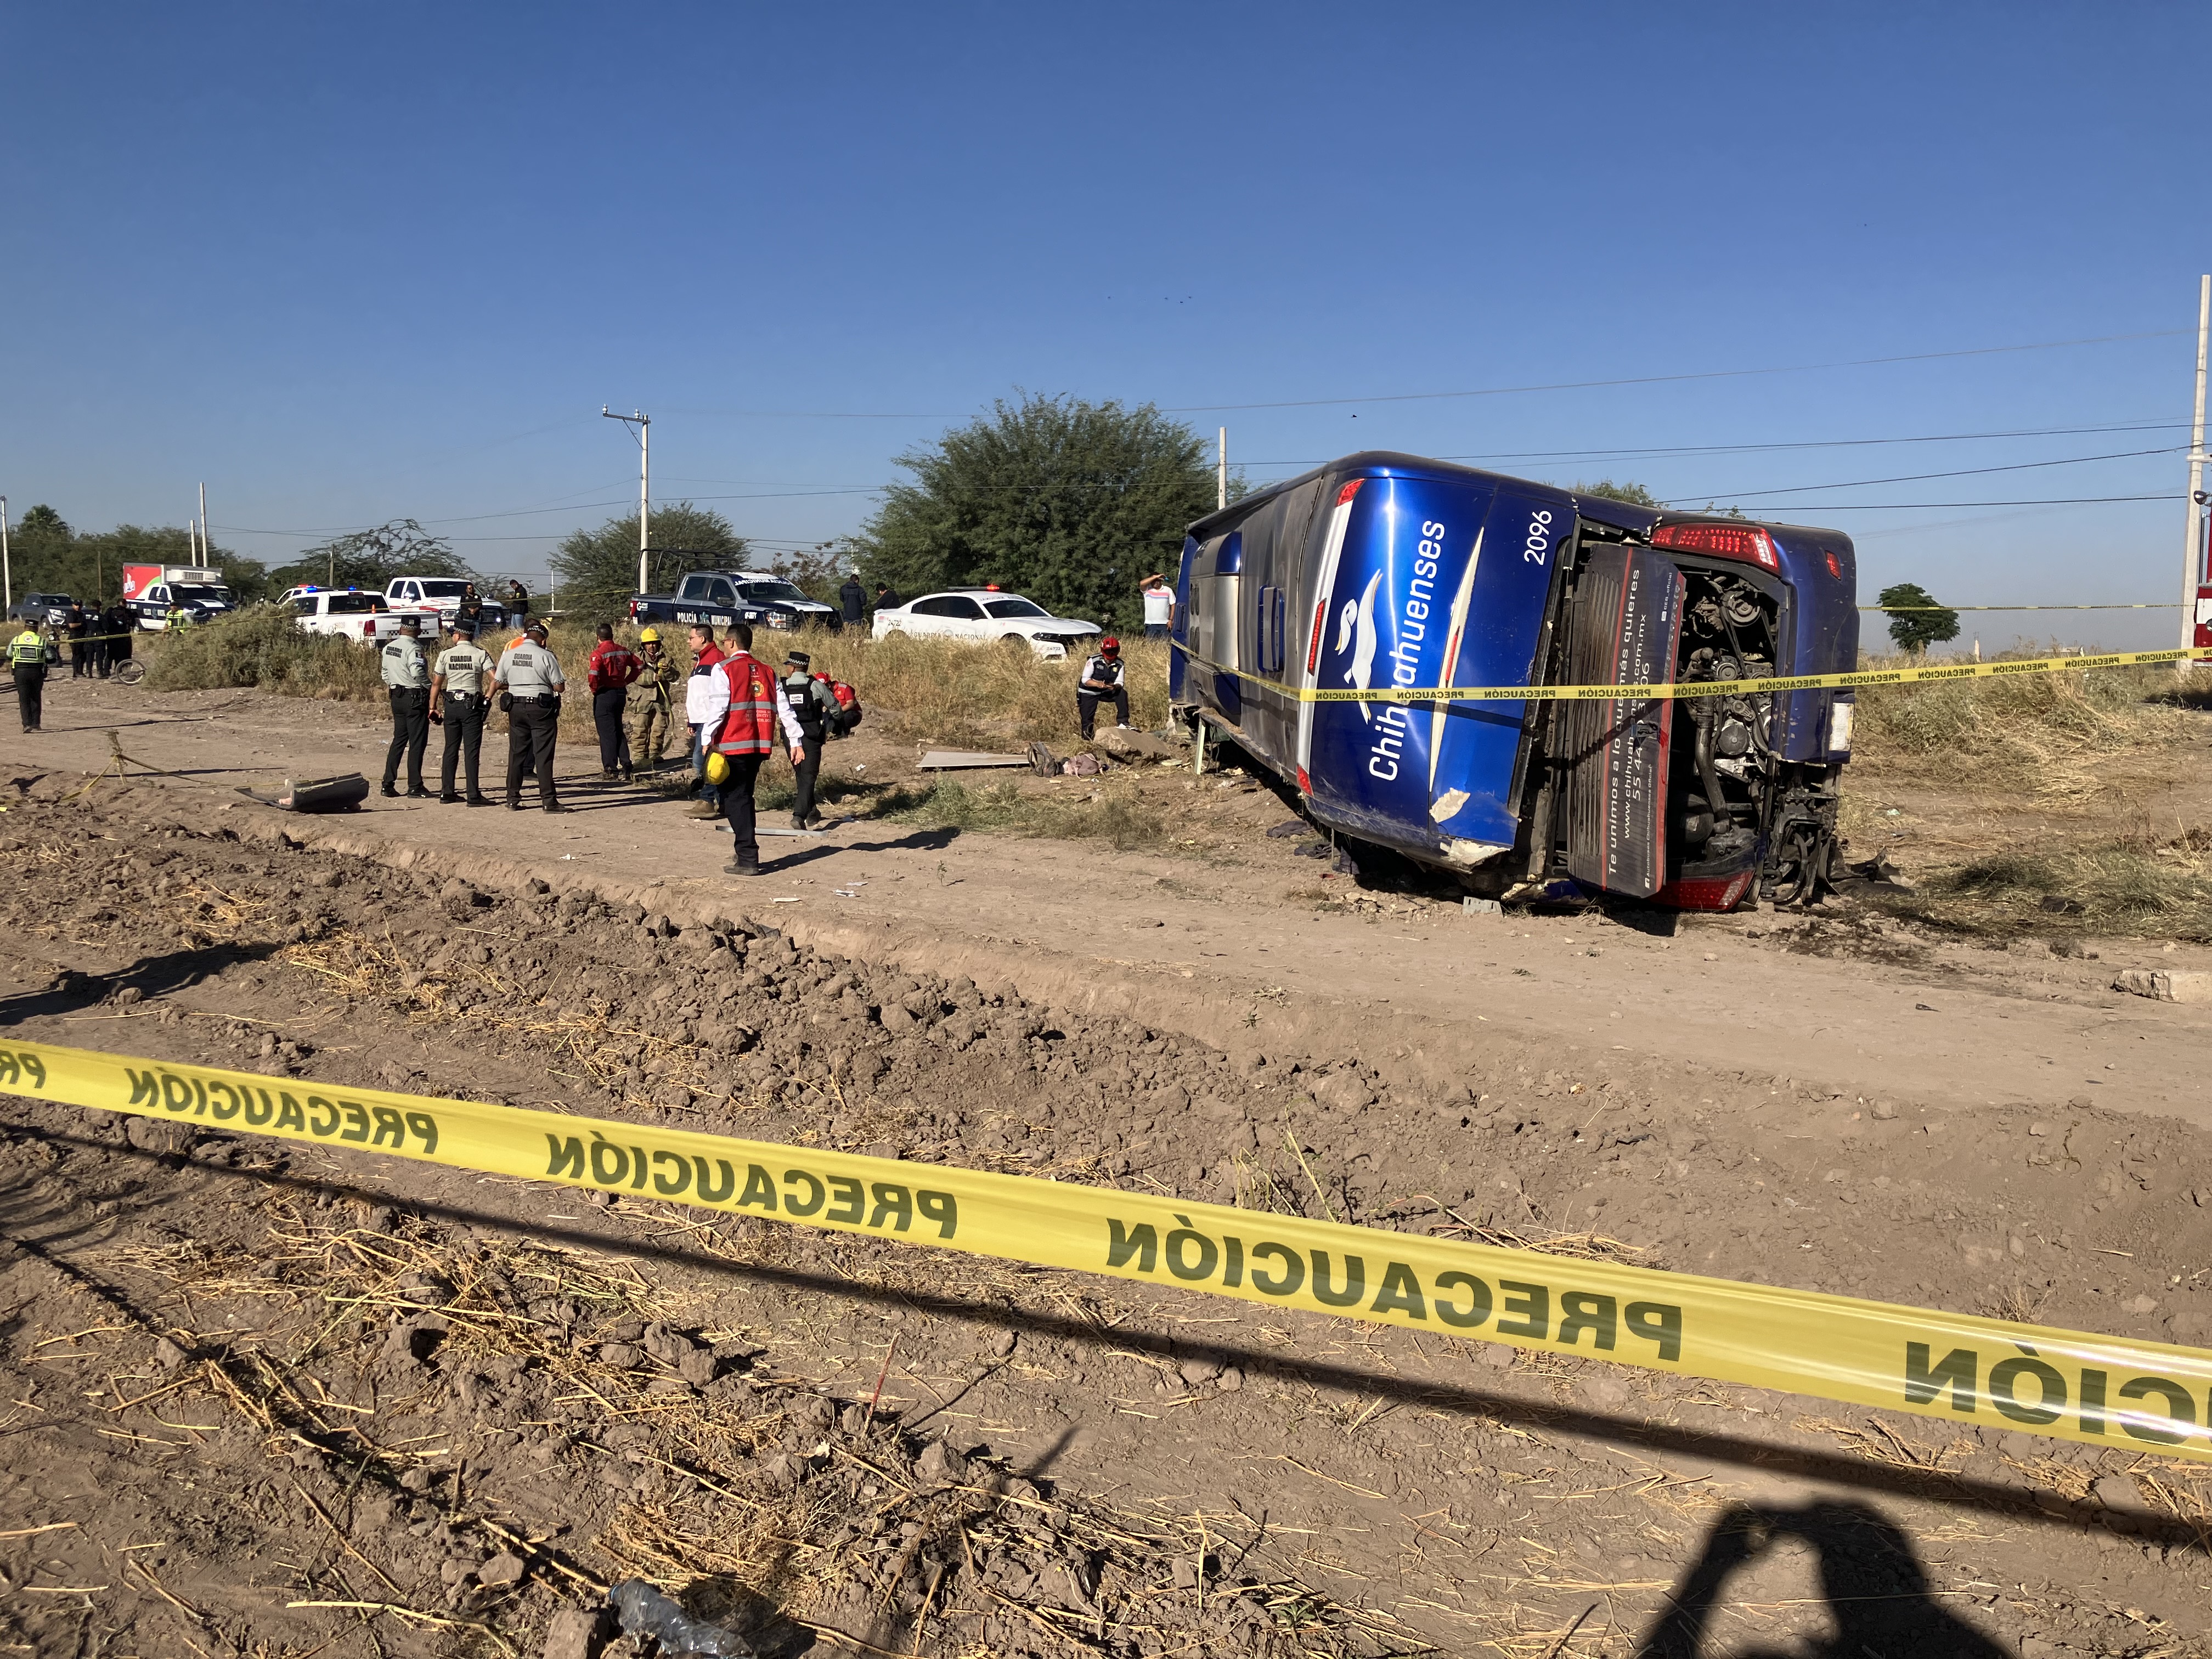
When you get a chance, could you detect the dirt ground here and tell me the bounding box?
[3,672,2212,1658]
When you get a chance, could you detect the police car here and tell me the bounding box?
[628,568,842,635]
[281,586,441,642]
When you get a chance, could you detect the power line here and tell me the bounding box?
[649,328,2191,419]
[1725,493,2178,512]
[1663,444,2185,505]
[1154,329,2191,414]
[1231,415,2192,472]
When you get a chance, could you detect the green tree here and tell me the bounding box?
[1571,479,1663,509]
[4,505,265,603]
[270,518,471,595]
[551,502,749,613]
[1876,582,1961,654]
[850,393,1221,630]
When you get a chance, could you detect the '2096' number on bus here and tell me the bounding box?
[1523,509,1555,567]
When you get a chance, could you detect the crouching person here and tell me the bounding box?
[697,622,805,877]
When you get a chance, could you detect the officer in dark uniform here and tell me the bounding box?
[64,601,91,678]
[493,618,567,812]
[431,620,496,805]
[100,601,133,678]
[780,650,840,830]
[379,615,433,798]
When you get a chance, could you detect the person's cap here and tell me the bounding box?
[525,619,549,639]
[455,621,477,638]
[398,614,421,631]
[1101,636,1120,652]
[638,625,661,643]
[784,650,811,670]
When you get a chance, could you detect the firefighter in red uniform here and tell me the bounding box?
[696,621,806,876]
[585,623,643,780]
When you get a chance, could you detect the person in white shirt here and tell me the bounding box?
[1139,574,1175,640]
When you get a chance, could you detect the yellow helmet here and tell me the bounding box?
[639,626,661,643]
[703,751,731,785]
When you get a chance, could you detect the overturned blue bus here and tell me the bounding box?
[1169,452,1858,910]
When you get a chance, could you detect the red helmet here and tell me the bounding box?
[1100,636,1120,653]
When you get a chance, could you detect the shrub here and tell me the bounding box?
[142,604,383,699]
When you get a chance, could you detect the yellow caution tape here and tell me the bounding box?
[3,1038,2208,1460]
[1175,644,2212,704]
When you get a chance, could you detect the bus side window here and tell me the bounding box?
[1256,585,1285,674]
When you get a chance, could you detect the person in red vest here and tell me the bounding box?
[585,623,644,780]
[696,620,806,876]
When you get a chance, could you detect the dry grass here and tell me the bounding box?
[795,630,1172,744]
[142,603,386,699]
[141,608,1172,750]
[1869,823,2212,943]
[1850,650,2190,798]
[885,777,1165,848]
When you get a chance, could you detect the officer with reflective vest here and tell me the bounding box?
[9,620,48,733]
[697,620,805,876]
[628,625,679,774]
[493,619,567,811]
[431,620,496,805]
[780,649,842,831]
[164,602,192,632]
[585,622,642,781]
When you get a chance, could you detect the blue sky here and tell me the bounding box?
[5,3,2209,647]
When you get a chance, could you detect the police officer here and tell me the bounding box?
[164,601,192,633]
[9,618,47,733]
[379,614,433,798]
[494,618,567,812]
[100,601,133,679]
[431,619,496,805]
[1076,636,1130,739]
[780,650,840,830]
[64,601,91,678]
[628,625,679,773]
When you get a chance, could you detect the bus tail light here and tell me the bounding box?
[1651,522,1780,573]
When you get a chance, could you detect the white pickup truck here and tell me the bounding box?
[283,587,438,642]
[385,575,505,633]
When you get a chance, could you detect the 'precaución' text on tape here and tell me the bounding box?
[4,1039,2209,1460]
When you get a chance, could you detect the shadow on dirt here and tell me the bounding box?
[9,1124,2200,1559]
[1634,1500,2009,1658]
[0,939,287,1025]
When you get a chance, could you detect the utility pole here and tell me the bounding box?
[1217,427,1227,512]
[603,408,651,595]
[2184,275,2210,672]
[2,496,10,611]
[198,482,209,567]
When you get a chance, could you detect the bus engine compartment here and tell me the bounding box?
[1170,453,1858,912]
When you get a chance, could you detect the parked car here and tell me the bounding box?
[1170,451,1858,910]
[871,588,1102,659]
[283,586,439,642]
[383,575,507,633]
[5,592,74,627]
[628,569,842,635]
